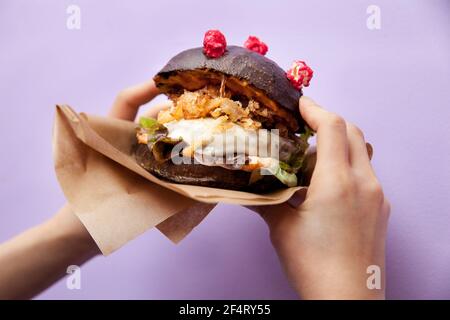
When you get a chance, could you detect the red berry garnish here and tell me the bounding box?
[203,30,227,58]
[286,60,314,90]
[244,36,268,55]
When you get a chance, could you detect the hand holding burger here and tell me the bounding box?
[0,30,389,300]
[252,97,390,299]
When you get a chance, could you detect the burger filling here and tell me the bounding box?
[136,87,312,187]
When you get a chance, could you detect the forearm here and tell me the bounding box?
[292,263,386,300]
[0,205,99,299]
[275,242,386,300]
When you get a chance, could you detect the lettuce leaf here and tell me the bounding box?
[279,127,314,173]
[274,167,298,187]
[139,116,169,144]
[262,162,298,187]
[279,161,293,172]
[139,116,159,129]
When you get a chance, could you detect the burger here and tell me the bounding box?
[134,31,314,193]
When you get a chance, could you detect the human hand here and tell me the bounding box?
[0,79,164,299]
[252,97,390,300]
[48,80,165,253]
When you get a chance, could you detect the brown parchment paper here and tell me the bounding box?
[52,104,310,255]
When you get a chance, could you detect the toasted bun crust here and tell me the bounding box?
[134,144,285,193]
[154,46,304,132]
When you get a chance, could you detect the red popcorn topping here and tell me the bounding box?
[203,30,227,58]
[286,60,313,90]
[244,36,268,55]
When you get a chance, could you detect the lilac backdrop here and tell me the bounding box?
[0,0,449,299]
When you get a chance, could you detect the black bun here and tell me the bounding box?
[134,144,285,193]
[155,46,302,122]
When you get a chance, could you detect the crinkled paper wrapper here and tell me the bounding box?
[52,105,311,255]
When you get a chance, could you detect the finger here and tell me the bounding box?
[301,146,317,185]
[299,96,349,169]
[142,101,173,119]
[346,122,374,173]
[383,199,391,219]
[109,79,160,121]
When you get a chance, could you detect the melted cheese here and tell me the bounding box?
[163,118,278,158]
[163,118,297,186]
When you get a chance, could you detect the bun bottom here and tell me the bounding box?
[134,144,285,193]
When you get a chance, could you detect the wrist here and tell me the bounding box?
[45,205,100,258]
[290,258,385,300]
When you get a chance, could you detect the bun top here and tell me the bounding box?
[154,46,304,130]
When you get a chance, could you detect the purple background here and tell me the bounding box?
[0,0,449,299]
